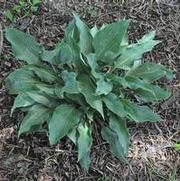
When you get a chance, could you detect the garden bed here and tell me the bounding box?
[0,0,179,180]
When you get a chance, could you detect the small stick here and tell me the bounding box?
[0,23,3,56]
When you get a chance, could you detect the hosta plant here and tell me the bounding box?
[5,13,173,171]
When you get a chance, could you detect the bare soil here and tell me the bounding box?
[0,0,180,180]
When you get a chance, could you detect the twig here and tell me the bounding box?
[0,23,3,56]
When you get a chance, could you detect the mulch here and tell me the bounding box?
[0,0,180,180]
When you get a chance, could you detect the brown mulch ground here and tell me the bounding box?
[0,0,180,180]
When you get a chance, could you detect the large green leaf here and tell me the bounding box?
[101,113,129,160]
[96,78,113,95]
[115,31,160,70]
[19,105,51,136]
[93,20,129,63]
[73,13,93,54]
[126,63,173,82]
[64,16,91,73]
[24,65,58,83]
[86,53,102,79]
[135,85,171,102]
[122,99,161,122]
[42,41,73,64]
[48,104,81,145]
[79,152,91,172]
[109,113,129,155]
[36,84,56,97]
[60,70,79,96]
[122,76,171,102]
[5,68,38,94]
[25,90,59,108]
[77,122,92,171]
[78,75,104,118]
[5,28,41,64]
[101,115,129,161]
[11,93,35,116]
[67,37,89,73]
[66,94,88,110]
[103,93,126,118]
[86,54,113,96]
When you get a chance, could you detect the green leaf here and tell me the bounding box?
[64,19,76,42]
[90,25,98,38]
[11,93,35,116]
[42,41,73,64]
[174,143,180,151]
[32,0,42,6]
[12,5,21,13]
[31,6,38,12]
[93,20,129,63]
[67,128,77,144]
[123,76,157,101]
[60,70,79,96]
[64,17,89,73]
[86,53,102,79]
[135,85,171,102]
[101,126,126,160]
[66,94,88,109]
[122,99,161,122]
[103,93,126,118]
[101,113,129,161]
[25,90,59,108]
[4,10,13,21]
[77,123,92,161]
[77,122,92,171]
[24,65,58,83]
[73,13,93,54]
[54,84,63,99]
[115,31,160,70]
[36,84,56,97]
[48,104,81,145]
[19,105,51,136]
[109,113,129,156]
[126,63,173,82]
[63,18,90,73]
[5,28,41,64]
[79,152,91,172]
[66,37,89,73]
[5,68,38,94]
[78,75,104,118]
[96,78,113,95]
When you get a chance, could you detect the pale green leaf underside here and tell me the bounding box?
[77,123,92,171]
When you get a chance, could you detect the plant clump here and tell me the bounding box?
[5,13,173,171]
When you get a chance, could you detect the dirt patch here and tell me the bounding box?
[0,0,180,180]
